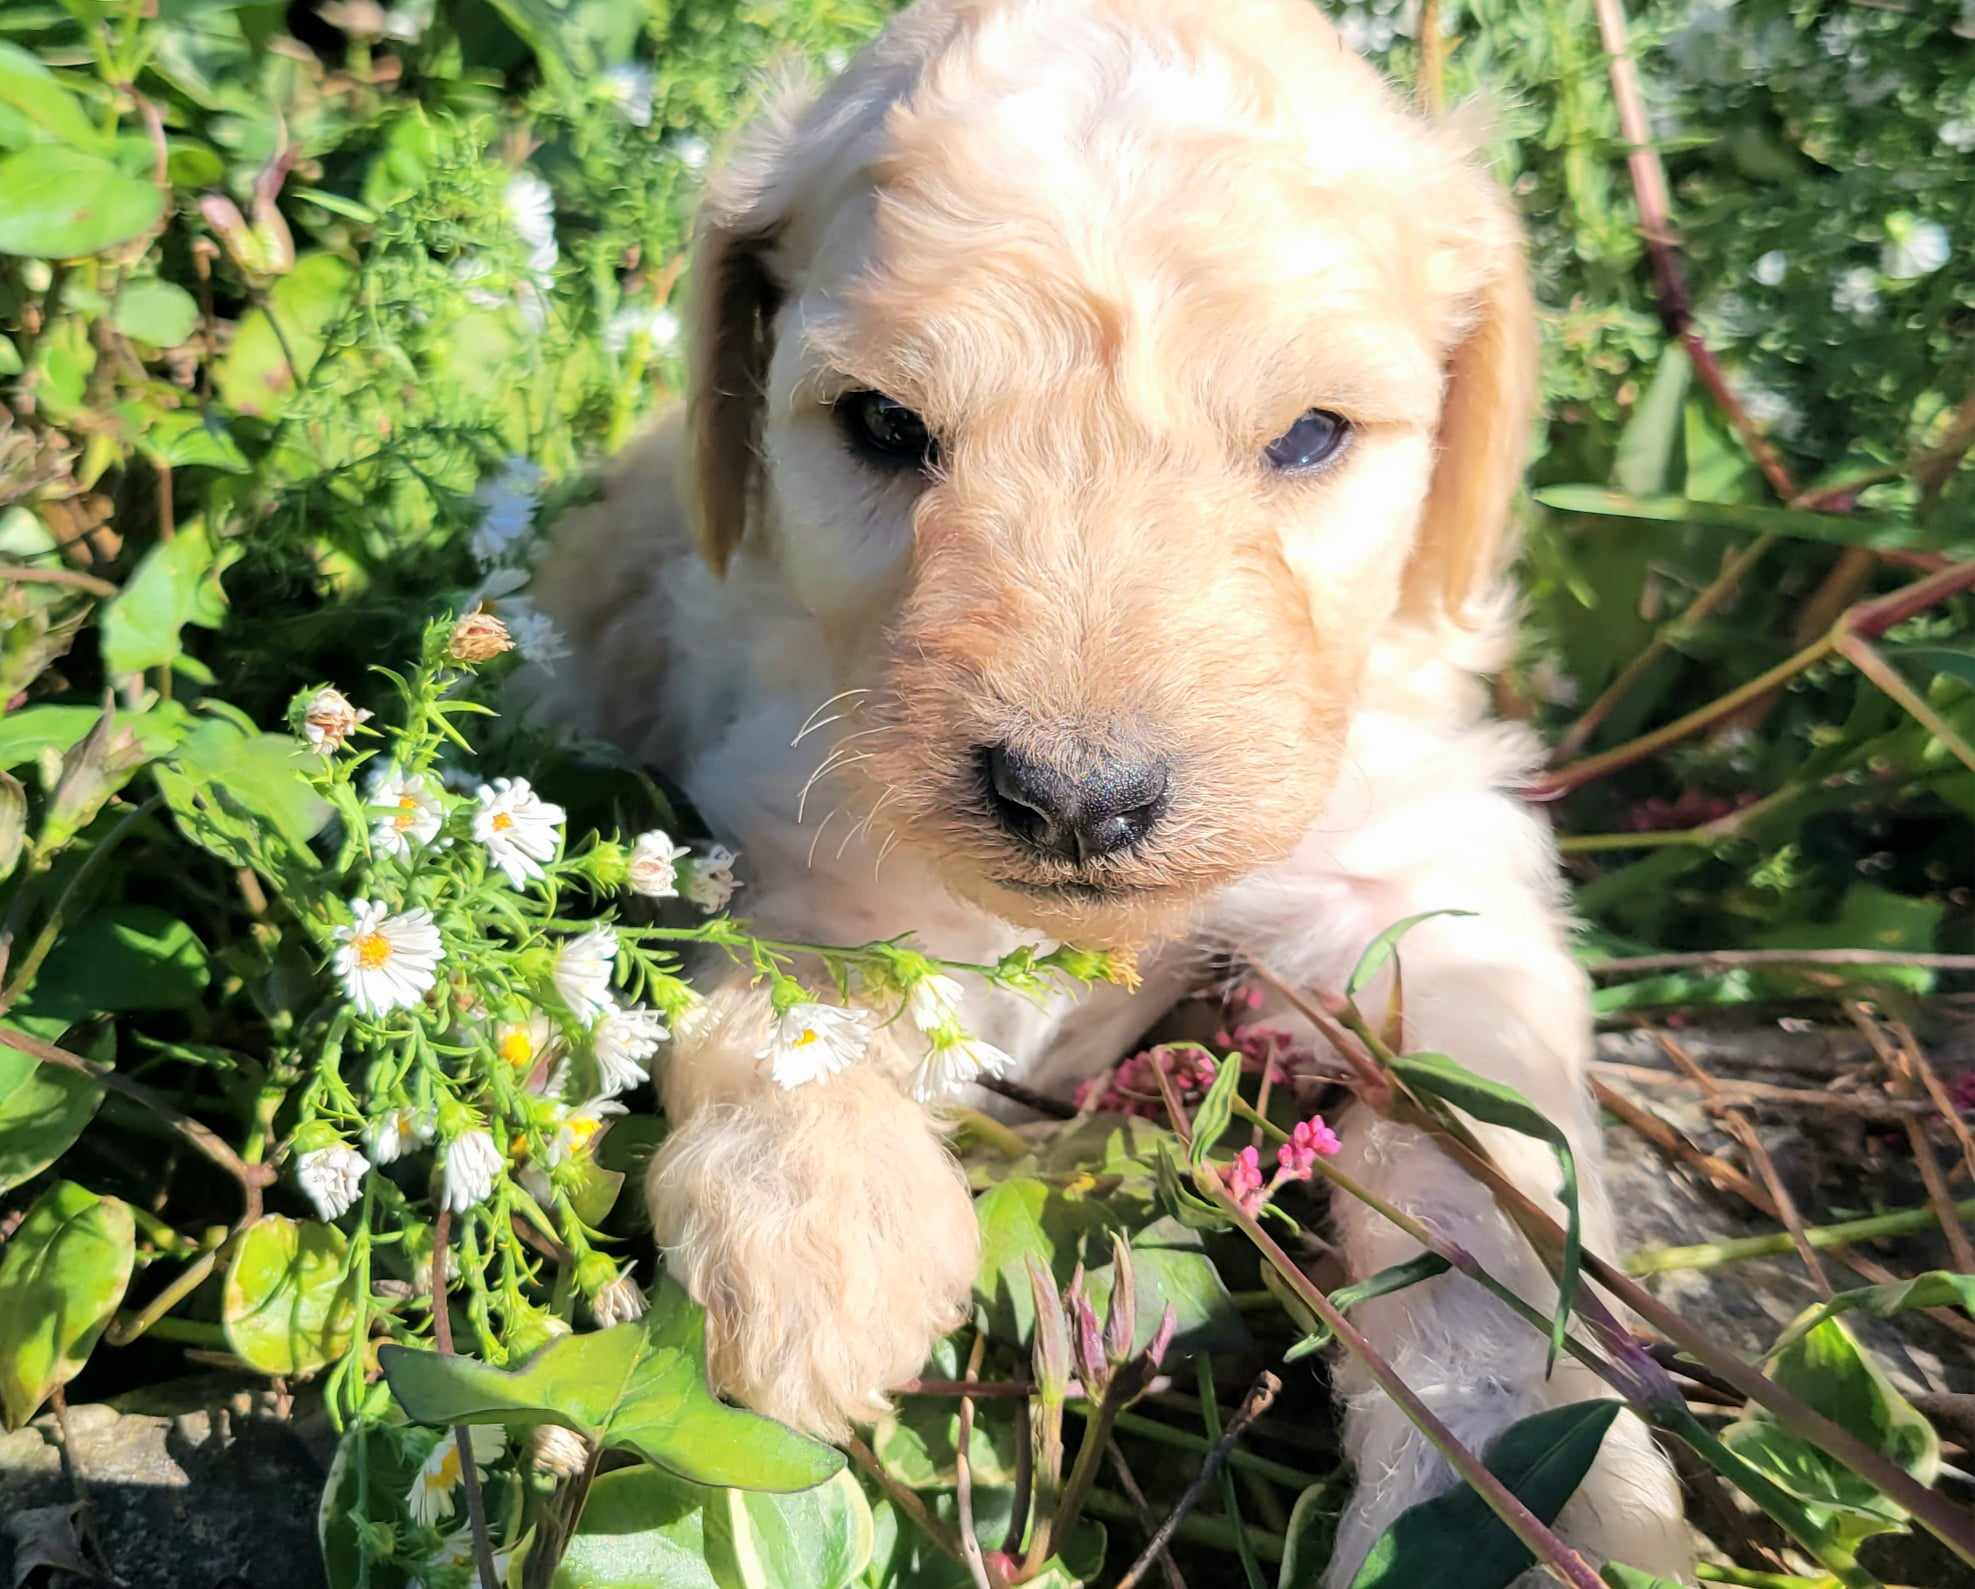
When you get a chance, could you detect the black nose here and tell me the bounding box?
[981,741,1170,863]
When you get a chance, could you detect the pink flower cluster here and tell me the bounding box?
[1073,1003,1317,1120]
[1221,1113,1341,1215]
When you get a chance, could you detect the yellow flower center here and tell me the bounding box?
[491,811,514,832]
[354,933,393,969]
[497,1029,534,1067]
[568,1117,601,1151]
[791,1027,818,1048]
[429,1444,462,1490]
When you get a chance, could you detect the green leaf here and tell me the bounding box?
[111,278,199,346]
[380,1277,844,1493]
[153,716,330,879]
[1611,345,1690,497]
[873,1337,1018,1491]
[0,1016,107,1194]
[318,1416,416,1589]
[215,252,354,418]
[1348,1401,1625,1589]
[0,146,162,258]
[550,1465,722,1588]
[0,1180,133,1429]
[101,520,237,675]
[1277,1479,1341,1589]
[20,904,211,1022]
[133,407,253,473]
[1769,1272,1975,1360]
[970,1175,1122,1341]
[1722,1319,1938,1552]
[0,703,187,771]
[1094,1215,1251,1356]
[1601,1569,1684,1588]
[1889,643,1975,690]
[1186,1051,1242,1171]
[1155,1142,1232,1232]
[1281,1253,1451,1363]
[0,43,107,152]
[1532,486,1973,559]
[1346,911,1476,997]
[711,1471,875,1589]
[221,1215,358,1375]
[1388,1052,1580,1368]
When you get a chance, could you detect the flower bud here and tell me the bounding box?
[574,1251,620,1298]
[1026,1255,1071,1401]
[1142,1302,1178,1372]
[448,610,514,664]
[1103,1234,1136,1367]
[530,1423,591,1480]
[292,684,371,754]
[1066,1266,1105,1394]
[582,839,629,891]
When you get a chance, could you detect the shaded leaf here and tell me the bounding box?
[0,1180,134,1429]
[21,905,210,1022]
[971,1175,1122,1341]
[221,1215,357,1375]
[0,1016,107,1194]
[1533,486,1972,559]
[1186,1050,1242,1171]
[1769,1272,1975,1360]
[1277,1479,1342,1589]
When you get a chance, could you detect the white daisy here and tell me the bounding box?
[604,303,681,355]
[1883,220,1950,280]
[601,63,655,126]
[443,1128,503,1213]
[625,830,689,899]
[332,900,443,1017]
[912,1034,1014,1103]
[553,927,618,1025]
[682,844,740,913]
[499,598,571,674]
[541,1096,627,1169]
[473,776,566,890]
[757,1002,872,1089]
[469,457,542,567]
[296,1145,369,1220]
[593,1004,667,1095]
[493,1011,560,1075]
[591,1267,647,1327]
[905,972,966,1036]
[364,1106,434,1165]
[406,1425,505,1528]
[368,764,445,860]
[671,133,709,170]
[505,170,558,276]
[301,687,370,754]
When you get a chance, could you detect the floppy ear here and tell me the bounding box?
[1399,172,1540,624]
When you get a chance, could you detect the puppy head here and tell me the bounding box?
[685,0,1537,945]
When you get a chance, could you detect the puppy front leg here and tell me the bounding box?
[649,982,980,1439]
[1318,925,1691,1586]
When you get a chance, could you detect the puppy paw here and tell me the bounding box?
[647,1063,980,1439]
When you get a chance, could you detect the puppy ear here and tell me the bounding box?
[1400,168,1540,624]
[684,95,804,577]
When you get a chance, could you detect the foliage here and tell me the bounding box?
[0,0,1970,1586]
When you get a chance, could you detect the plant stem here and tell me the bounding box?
[955,1334,994,1589]
[1196,1357,1268,1589]
[1625,1197,1975,1275]
[431,1207,499,1589]
[1080,1489,1287,1562]
[847,1435,971,1568]
[1585,947,1975,976]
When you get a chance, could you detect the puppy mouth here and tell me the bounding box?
[994,875,1148,903]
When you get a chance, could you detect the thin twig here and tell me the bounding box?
[1114,1374,1282,1589]
[0,563,119,598]
[1849,1006,1975,1275]
[955,1334,994,1589]
[977,1074,1078,1120]
[1591,1059,1937,1120]
[431,1207,499,1589]
[1586,947,1975,976]
[1106,1440,1187,1589]
[848,1435,971,1568]
[1836,631,1975,778]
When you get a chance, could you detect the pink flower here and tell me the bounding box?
[1277,1115,1342,1179]
[1223,1146,1267,1214]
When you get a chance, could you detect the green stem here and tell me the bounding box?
[1092,1406,1327,1489]
[1081,1489,1289,1562]
[1624,1198,1975,1275]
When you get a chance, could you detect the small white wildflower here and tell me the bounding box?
[296,1145,369,1220]
[626,830,690,899]
[671,134,710,170]
[601,63,655,126]
[906,973,966,1036]
[604,303,682,355]
[494,1011,560,1075]
[406,1425,505,1528]
[443,1128,503,1213]
[591,1268,648,1327]
[333,900,443,1017]
[505,170,558,275]
[542,1096,626,1170]
[473,776,566,889]
[453,254,503,311]
[1752,250,1788,287]
[364,1106,434,1165]
[1832,266,1881,318]
[499,597,571,674]
[469,456,542,566]
[682,843,740,913]
[530,1424,591,1480]
[912,1033,1014,1103]
[1882,220,1950,280]
[367,764,445,860]
[301,687,371,754]
[554,926,618,1025]
[593,1004,668,1095]
[1942,119,1975,154]
[758,1002,872,1089]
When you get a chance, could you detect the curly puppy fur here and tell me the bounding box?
[530,1,1694,1580]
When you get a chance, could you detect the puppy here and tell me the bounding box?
[532,0,1692,1581]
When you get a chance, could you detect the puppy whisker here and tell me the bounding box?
[797,750,874,823]
[806,807,841,870]
[791,688,871,748]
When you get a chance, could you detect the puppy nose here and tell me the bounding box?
[982,741,1170,862]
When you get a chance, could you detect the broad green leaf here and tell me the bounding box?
[861,1487,1100,1589]
[111,278,199,346]
[1769,1272,1975,1360]
[0,147,162,258]
[1346,910,1477,997]
[133,407,253,473]
[970,1175,1121,1341]
[1388,1052,1580,1368]
[154,716,330,879]
[0,1180,133,1428]
[0,703,187,771]
[221,1215,357,1375]
[21,904,210,1022]
[215,252,354,418]
[380,1277,843,1493]
[551,1465,722,1588]
[873,1337,1018,1491]
[1277,1479,1342,1589]
[100,519,237,675]
[1611,345,1690,497]
[0,43,106,151]
[1186,1050,1242,1171]
[0,1016,106,1194]
[1348,1401,1625,1589]
[1533,486,1973,559]
[711,1470,875,1589]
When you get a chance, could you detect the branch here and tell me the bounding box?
[1114,1374,1281,1589]
[431,1207,500,1589]
[0,563,119,598]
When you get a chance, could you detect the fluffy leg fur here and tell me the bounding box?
[647,984,980,1439]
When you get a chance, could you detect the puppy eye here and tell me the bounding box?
[836,389,939,471]
[1264,408,1351,474]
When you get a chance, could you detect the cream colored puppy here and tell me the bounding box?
[532,0,1692,1580]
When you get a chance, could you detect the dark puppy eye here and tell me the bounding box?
[1264,408,1351,474]
[837,389,939,471]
